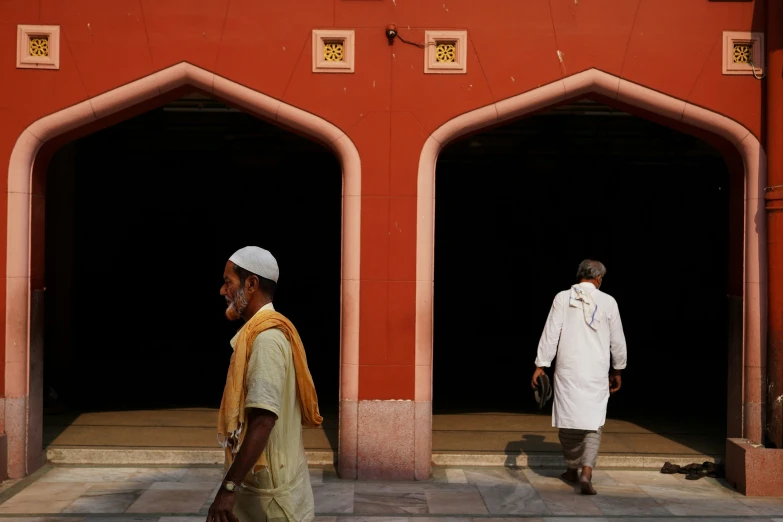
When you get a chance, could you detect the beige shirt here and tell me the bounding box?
[229,303,314,522]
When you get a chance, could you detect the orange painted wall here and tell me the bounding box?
[0,0,764,401]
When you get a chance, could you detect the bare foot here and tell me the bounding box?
[580,466,597,495]
[561,469,578,482]
[579,477,597,495]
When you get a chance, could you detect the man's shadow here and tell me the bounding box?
[504,434,562,468]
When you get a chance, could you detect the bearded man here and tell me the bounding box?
[207,246,322,522]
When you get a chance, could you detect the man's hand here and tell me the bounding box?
[208,409,276,522]
[207,487,238,522]
[609,370,622,394]
[531,367,546,390]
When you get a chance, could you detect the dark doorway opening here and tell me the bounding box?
[433,99,733,457]
[43,93,341,451]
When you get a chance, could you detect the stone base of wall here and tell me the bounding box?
[357,400,415,480]
[0,434,7,482]
[337,400,432,481]
[725,438,783,496]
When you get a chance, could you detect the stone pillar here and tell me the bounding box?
[337,112,429,481]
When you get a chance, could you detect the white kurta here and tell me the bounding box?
[535,282,628,431]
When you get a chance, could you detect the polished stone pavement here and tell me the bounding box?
[1,464,782,520]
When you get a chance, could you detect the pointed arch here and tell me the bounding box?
[414,68,766,479]
[5,62,361,478]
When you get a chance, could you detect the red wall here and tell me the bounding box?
[0,0,764,401]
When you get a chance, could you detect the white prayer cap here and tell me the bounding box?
[229,246,279,283]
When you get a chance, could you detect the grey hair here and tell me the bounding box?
[576,259,607,281]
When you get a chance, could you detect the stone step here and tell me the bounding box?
[46,447,335,466]
[46,446,719,470]
[433,451,722,469]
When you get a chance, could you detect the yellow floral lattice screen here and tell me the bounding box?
[29,35,49,57]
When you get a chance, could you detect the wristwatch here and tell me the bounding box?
[222,480,238,493]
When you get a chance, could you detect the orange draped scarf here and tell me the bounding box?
[217,309,322,471]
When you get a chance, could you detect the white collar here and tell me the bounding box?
[256,302,275,314]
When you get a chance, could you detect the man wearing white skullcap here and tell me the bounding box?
[208,247,322,522]
[229,246,280,284]
[531,259,627,496]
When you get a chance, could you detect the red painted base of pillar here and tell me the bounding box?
[725,438,783,496]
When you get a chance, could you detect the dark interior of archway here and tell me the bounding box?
[44,92,341,415]
[434,99,731,442]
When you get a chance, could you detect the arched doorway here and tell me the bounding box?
[414,69,766,479]
[433,98,736,460]
[42,91,341,453]
[5,63,361,478]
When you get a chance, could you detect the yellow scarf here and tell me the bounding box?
[217,309,323,471]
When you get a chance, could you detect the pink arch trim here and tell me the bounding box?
[414,68,767,477]
[5,62,361,477]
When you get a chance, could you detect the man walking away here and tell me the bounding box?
[531,259,627,495]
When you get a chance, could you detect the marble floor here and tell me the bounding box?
[1,464,782,520]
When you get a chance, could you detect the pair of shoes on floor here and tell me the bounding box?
[660,461,723,480]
